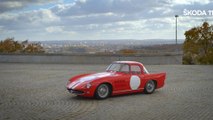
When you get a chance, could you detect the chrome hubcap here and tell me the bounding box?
[146,81,155,93]
[98,84,109,98]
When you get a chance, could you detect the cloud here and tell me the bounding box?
[49,0,175,27]
[0,9,60,31]
[0,0,213,41]
[0,0,59,13]
[53,0,171,16]
[46,26,63,33]
[172,0,212,5]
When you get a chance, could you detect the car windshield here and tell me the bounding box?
[106,63,130,73]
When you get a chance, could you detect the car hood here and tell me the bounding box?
[67,72,116,89]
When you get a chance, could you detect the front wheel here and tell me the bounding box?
[95,84,110,99]
[144,80,156,94]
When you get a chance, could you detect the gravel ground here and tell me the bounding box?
[0,63,213,120]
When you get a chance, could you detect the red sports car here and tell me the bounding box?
[67,61,166,99]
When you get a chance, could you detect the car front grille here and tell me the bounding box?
[67,89,84,95]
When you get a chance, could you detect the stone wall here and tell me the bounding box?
[0,54,182,64]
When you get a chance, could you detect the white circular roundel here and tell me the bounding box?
[130,75,141,90]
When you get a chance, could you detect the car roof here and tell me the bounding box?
[113,61,144,66]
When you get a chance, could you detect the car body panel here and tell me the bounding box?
[66,61,166,98]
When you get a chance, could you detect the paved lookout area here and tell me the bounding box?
[0,63,213,120]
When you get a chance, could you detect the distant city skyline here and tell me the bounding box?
[0,0,213,41]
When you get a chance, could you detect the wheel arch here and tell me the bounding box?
[151,79,157,89]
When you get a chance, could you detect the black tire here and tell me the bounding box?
[95,84,110,99]
[144,80,156,94]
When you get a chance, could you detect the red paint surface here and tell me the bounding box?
[66,61,166,98]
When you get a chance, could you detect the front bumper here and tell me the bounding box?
[67,88,84,95]
[67,87,96,97]
[67,81,98,97]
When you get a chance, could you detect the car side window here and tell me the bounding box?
[120,64,130,73]
[131,65,141,74]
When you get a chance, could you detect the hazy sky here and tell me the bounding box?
[0,0,213,41]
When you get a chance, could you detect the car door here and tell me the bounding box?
[113,64,131,91]
[129,65,143,90]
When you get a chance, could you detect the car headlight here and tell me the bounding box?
[86,83,92,89]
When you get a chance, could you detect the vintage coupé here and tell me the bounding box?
[67,61,166,99]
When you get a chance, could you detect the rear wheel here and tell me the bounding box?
[144,80,156,94]
[95,84,110,99]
